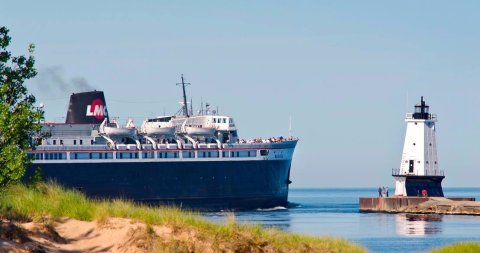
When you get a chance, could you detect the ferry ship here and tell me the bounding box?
[26,76,298,210]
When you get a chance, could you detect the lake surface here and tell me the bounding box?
[202,188,480,253]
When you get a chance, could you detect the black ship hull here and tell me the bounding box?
[26,159,292,210]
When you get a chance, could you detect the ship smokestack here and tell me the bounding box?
[65,90,109,124]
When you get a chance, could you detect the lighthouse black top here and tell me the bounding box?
[27,81,298,210]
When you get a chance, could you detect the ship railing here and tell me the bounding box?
[35,145,111,151]
[392,168,444,176]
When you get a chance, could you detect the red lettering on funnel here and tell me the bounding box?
[86,99,107,120]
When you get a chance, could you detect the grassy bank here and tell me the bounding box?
[0,182,366,252]
[430,242,480,253]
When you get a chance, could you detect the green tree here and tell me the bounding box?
[0,26,44,187]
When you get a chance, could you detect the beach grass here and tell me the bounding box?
[0,182,366,252]
[430,242,480,253]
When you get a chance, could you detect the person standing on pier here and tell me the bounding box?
[378,186,382,197]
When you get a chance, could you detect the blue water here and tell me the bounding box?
[202,188,480,253]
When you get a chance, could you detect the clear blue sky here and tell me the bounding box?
[3,1,480,187]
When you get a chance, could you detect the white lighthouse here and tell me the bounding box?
[393,97,445,197]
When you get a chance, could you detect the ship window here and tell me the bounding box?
[135,153,138,159]
[50,153,53,160]
[53,140,56,145]
[54,153,58,160]
[120,153,123,159]
[74,140,77,145]
[159,152,163,158]
[35,153,40,160]
[208,152,211,157]
[80,140,83,145]
[89,153,92,159]
[91,140,94,145]
[260,150,269,156]
[60,140,63,145]
[99,153,103,159]
[74,153,78,159]
[174,152,178,158]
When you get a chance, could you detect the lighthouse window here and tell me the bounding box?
[435,161,437,164]
[413,143,416,146]
[222,118,226,123]
[429,143,432,146]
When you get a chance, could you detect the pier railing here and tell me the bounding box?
[392,168,444,177]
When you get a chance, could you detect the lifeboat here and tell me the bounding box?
[100,118,137,137]
[185,126,216,136]
[140,120,176,137]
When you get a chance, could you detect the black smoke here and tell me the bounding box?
[36,66,95,95]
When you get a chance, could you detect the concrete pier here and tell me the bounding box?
[359,197,478,215]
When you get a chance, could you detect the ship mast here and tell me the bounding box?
[176,74,191,117]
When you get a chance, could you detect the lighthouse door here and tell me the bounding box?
[409,160,414,173]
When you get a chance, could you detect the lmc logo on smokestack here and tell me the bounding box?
[86,98,108,120]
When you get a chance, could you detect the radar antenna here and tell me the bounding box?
[176,74,191,117]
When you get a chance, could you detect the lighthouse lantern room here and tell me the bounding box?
[393,96,445,197]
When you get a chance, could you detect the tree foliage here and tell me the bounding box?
[0,26,44,187]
